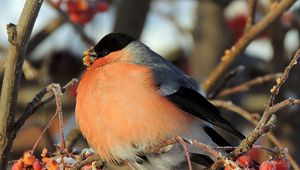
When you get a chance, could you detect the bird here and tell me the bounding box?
[75,33,244,170]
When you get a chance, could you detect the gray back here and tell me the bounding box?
[127,41,205,96]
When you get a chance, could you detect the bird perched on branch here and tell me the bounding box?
[75,33,244,170]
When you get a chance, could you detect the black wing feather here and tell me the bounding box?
[166,87,245,139]
[203,126,232,147]
[190,153,214,167]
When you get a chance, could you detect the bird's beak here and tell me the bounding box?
[83,47,97,67]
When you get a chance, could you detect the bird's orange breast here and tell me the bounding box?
[75,51,192,162]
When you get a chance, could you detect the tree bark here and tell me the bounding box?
[113,0,151,39]
[0,0,43,168]
[190,1,231,82]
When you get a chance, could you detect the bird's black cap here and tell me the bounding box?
[93,33,136,58]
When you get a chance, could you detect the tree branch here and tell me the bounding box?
[233,98,300,159]
[268,49,300,106]
[217,73,281,97]
[12,78,78,141]
[72,154,104,170]
[208,66,245,99]
[211,99,300,170]
[245,0,257,31]
[0,0,44,168]
[232,48,300,158]
[201,0,296,93]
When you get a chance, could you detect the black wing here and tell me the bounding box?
[166,87,245,139]
[190,153,214,167]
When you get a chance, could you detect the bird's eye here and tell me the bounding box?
[100,49,110,57]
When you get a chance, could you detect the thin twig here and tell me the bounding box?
[148,137,223,161]
[233,99,300,155]
[269,49,300,106]
[50,84,66,168]
[191,140,223,161]
[50,84,65,150]
[176,136,192,170]
[31,110,58,153]
[12,78,78,139]
[31,83,67,169]
[208,66,245,99]
[202,0,297,93]
[211,100,259,124]
[245,0,257,31]
[150,136,231,170]
[228,48,300,158]
[217,73,281,97]
[190,139,240,170]
[267,134,299,170]
[211,99,300,170]
[72,154,104,170]
[73,137,228,170]
[233,98,300,157]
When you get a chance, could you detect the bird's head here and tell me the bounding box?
[82,33,136,67]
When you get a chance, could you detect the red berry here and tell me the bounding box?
[224,162,237,170]
[11,159,23,170]
[260,161,274,170]
[69,12,94,25]
[273,159,290,170]
[67,0,96,25]
[33,159,44,170]
[96,2,109,12]
[236,155,254,167]
[23,151,36,166]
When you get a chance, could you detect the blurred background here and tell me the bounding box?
[1,0,300,167]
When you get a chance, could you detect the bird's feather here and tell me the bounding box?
[129,41,204,96]
[166,87,245,139]
[128,41,244,139]
[190,153,214,167]
[203,125,232,147]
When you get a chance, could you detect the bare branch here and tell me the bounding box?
[245,0,257,31]
[202,0,297,93]
[211,100,259,124]
[233,98,300,157]
[208,66,245,99]
[227,49,300,159]
[176,136,192,170]
[13,78,78,138]
[211,100,300,170]
[268,49,300,106]
[217,73,281,97]
[6,23,17,45]
[50,84,65,150]
[50,84,66,168]
[0,0,44,168]
[234,99,300,157]
[29,83,68,169]
[72,154,104,170]
[31,107,58,153]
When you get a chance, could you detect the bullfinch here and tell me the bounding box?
[75,33,244,170]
